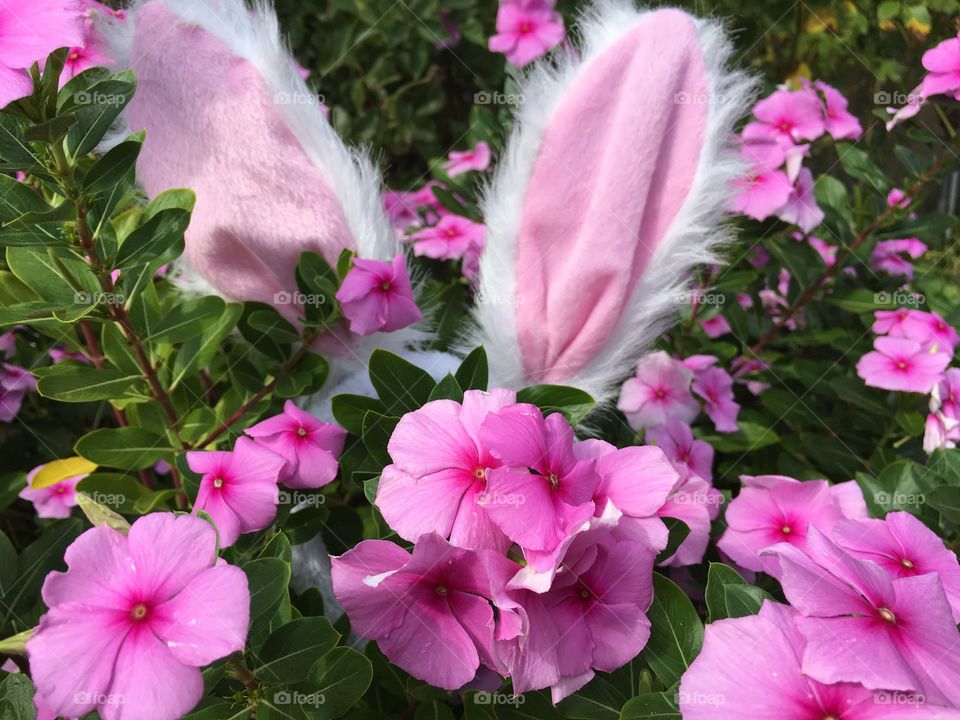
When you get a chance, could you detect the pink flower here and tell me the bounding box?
[0,331,14,358]
[409,215,484,260]
[19,464,86,519]
[692,367,740,433]
[331,532,518,690]
[700,315,731,339]
[0,363,36,422]
[647,418,714,484]
[335,254,423,336]
[857,336,951,394]
[657,474,720,567]
[187,437,286,547]
[479,404,598,555]
[618,351,700,431]
[61,32,111,85]
[924,409,960,453]
[776,167,824,233]
[806,235,838,266]
[27,513,249,720]
[730,161,794,222]
[885,85,926,131]
[874,309,959,353]
[888,188,912,209]
[737,292,754,309]
[926,368,960,453]
[488,0,565,68]
[764,527,960,707]
[921,34,960,100]
[832,511,960,623]
[680,600,957,719]
[382,191,419,231]
[814,80,863,140]
[244,400,346,489]
[746,88,827,145]
[717,474,863,573]
[443,141,491,177]
[871,238,927,279]
[376,389,517,553]
[0,0,84,108]
[503,525,657,702]
[748,246,771,268]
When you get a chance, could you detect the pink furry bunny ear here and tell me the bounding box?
[471,1,754,400]
[98,0,395,317]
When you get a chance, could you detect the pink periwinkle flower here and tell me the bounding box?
[61,21,112,86]
[857,336,951,394]
[717,474,866,573]
[335,254,423,336]
[331,532,518,690]
[700,315,731,339]
[745,88,827,146]
[748,246,772,268]
[27,513,249,720]
[871,238,927,279]
[0,363,36,422]
[680,600,958,719]
[737,292,754,309]
[376,389,517,553]
[647,418,714,484]
[382,190,420,231]
[885,84,926,131]
[478,403,598,556]
[488,0,565,68]
[443,141,491,177]
[692,367,740,433]
[244,400,346,489]
[832,511,960,623]
[921,33,960,100]
[19,464,87,519]
[806,235,838,266]
[814,80,863,140]
[0,0,85,108]
[764,527,960,707]
[187,437,286,547]
[888,188,912,209]
[730,159,794,222]
[409,215,485,261]
[0,331,15,358]
[925,368,960,453]
[873,309,959,354]
[776,167,824,233]
[617,351,700,431]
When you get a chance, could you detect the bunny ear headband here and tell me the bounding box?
[97,0,753,403]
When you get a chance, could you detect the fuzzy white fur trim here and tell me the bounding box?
[468,0,756,401]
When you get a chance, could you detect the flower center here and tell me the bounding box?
[474,467,486,480]
[68,50,79,61]
[380,281,392,292]
[878,607,896,624]
[655,388,666,399]
[213,477,224,488]
[519,21,532,34]
[777,120,792,133]
[130,603,149,622]
[780,525,793,535]
[579,588,591,600]
[435,585,448,597]
[445,229,457,238]
[897,361,908,370]
[548,472,559,489]
[900,558,914,569]
[296,426,308,438]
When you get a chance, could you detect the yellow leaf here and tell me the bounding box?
[906,17,931,38]
[30,457,97,490]
[77,493,130,534]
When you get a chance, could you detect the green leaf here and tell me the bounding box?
[170,302,242,388]
[146,296,226,345]
[455,346,488,391]
[76,491,131,533]
[640,574,703,688]
[301,646,373,719]
[244,558,292,639]
[237,302,297,361]
[115,207,189,269]
[83,139,141,197]
[6,246,99,306]
[331,394,384,436]
[75,427,172,470]
[619,693,681,719]
[255,616,341,684]
[66,71,137,157]
[368,349,434,414]
[361,410,400,468]
[0,531,16,598]
[0,673,37,720]
[144,188,196,218]
[723,585,773,619]
[655,518,690,565]
[836,143,893,193]
[428,373,463,402]
[132,489,179,514]
[704,563,748,622]
[927,486,960,523]
[516,385,595,426]
[76,472,150,514]
[295,251,339,324]
[826,288,895,314]
[34,365,147,402]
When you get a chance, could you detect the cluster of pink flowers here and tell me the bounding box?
[488,0,565,68]
[682,510,960,717]
[188,400,345,547]
[332,389,684,700]
[870,189,928,279]
[732,80,861,232]
[857,308,956,395]
[27,513,250,720]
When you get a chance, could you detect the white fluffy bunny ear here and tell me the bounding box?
[471,1,754,400]
[97,0,396,313]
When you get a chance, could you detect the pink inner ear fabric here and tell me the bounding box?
[127,3,354,317]
[515,9,708,384]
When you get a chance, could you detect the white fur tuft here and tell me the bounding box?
[468,0,756,401]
